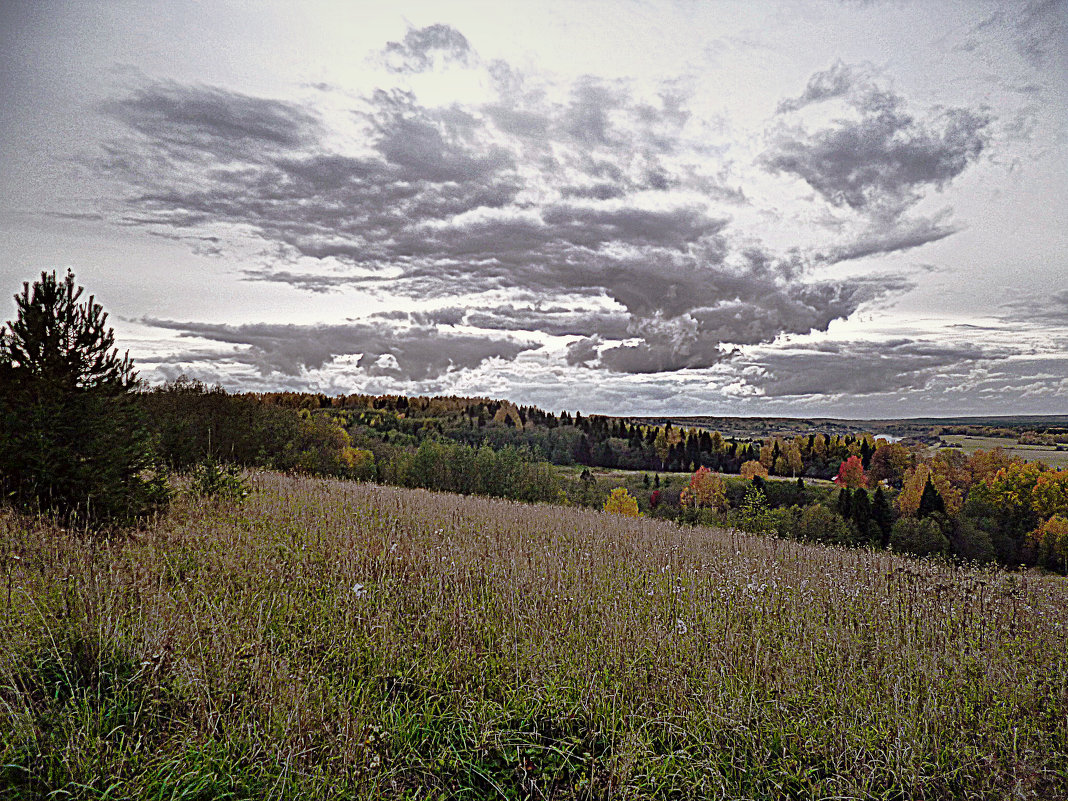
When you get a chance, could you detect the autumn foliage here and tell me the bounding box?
[834,456,867,489]
[603,487,640,517]
[739,460,769,480]
[680,466,728,511]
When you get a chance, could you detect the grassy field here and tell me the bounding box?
[939,435,1068,468]
[2,473,1067,799]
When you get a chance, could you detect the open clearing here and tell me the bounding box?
[3,473,1067,799]
[939,434,1068,468]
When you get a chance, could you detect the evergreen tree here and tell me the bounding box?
[918,477,946,518]
[851,489,873,543]
[837,487,853,518]
[872,486,894,548]
[0,270,166,523]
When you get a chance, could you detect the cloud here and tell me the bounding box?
[395,304,634,339]
[94,53,928,381]
[141,318,538,380]
[763,103,990,216]
[100,80,319,162]
[819,214,960,263]
[776,59,871,113]
[383,24,472,73]
[999,289,1068,326]
[743,339,998,397]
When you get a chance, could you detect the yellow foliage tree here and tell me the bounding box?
[1032,469,1068,520]
[984,461,1045,518]
[603,487,640,517]
[896,463,962,517]
[785,443,804,476]
[1032,515,1068,572]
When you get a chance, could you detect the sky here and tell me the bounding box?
[1,0,1066,418]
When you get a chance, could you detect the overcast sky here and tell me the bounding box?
[1,0,1065,417]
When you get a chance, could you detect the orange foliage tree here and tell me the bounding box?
[740,460,769,480]
[680,466,728,511]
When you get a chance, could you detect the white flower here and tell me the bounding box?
[352,583,367,598]
[674,618,688,635]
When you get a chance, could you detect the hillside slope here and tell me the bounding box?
[3,473,1066,799]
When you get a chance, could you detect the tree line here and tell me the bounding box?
[2,270,1065,573]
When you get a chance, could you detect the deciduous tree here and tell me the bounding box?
[680,466,728,511]
[603,487,640,517]
[834,455,867,489]
[740,460,769,480]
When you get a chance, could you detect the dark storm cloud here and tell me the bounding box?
[141,318,537,380]
[767,61,991,220]
[383,24,472,73]
[563,273,914,374]
[100,80,319,161]
[395,304,633,339]
[745,339,996,397]
[763,104,990,215]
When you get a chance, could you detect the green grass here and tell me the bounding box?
[939,435,1068,468]
[2,473,1067,799]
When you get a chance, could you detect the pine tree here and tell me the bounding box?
[0,270,166,523]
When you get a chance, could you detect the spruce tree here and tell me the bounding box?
[917,477,946,518]
[851,489,873,543]
[837,487,853,518]
[872,486,894,547]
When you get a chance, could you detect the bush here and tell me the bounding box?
[189,459,249,501]
[890,516,949,557]
[791,503,859,545]
[950,517,996,563]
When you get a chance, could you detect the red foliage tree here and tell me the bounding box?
[834,455,867,489]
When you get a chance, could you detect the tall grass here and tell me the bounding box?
[2,472,1066,799]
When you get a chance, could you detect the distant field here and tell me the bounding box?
[940,434,1068,468]
[556,464,833,486]
[3,473,1066,799]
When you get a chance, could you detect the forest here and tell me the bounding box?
[126,379,1068,572]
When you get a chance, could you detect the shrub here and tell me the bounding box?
[792,503,858,545]
[189,458,249,501]
[890,516,949,557]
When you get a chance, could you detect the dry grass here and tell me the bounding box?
[2,472,1067,799]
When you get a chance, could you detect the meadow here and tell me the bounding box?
[939,435,1068,469]
[2,472,1067,800]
